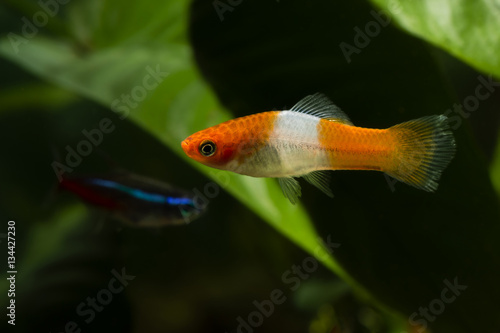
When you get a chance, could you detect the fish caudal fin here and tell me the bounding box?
[387,115,456,192]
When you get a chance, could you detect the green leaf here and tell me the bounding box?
[0,0,378,312]
[370,0,500,77]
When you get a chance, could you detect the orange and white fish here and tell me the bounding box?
[181,93,456,204]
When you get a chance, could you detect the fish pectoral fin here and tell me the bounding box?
[290,93,354,125]
[278,177,302,205]
[302,171,334,198]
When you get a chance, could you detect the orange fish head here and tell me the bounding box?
[181,125,239,170]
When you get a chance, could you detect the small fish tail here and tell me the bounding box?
[386,115,456,191]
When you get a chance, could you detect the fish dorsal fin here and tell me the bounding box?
[278,177,301,205]
[302,171,334,198]
[290,93,354,125]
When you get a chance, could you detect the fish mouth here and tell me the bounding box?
[181,137,194,157]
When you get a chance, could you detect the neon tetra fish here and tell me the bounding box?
[182,93,456,204]
[60,172,206,226]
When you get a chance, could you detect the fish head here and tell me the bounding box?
[181,121,242,171]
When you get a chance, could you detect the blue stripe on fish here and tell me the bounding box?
[86,178,195,206]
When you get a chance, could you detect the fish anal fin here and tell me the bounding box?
[302,171,334,198]
[278,177,302,205]
[290,93,354,126]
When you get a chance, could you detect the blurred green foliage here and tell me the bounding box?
[370,0,500,78]
[0,0,351,288]
[0,0,499,332]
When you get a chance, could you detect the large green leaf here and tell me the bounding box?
[0,0,377,312]
[370,0,500,77]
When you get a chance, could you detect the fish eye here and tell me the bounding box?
[199,140,216,157]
